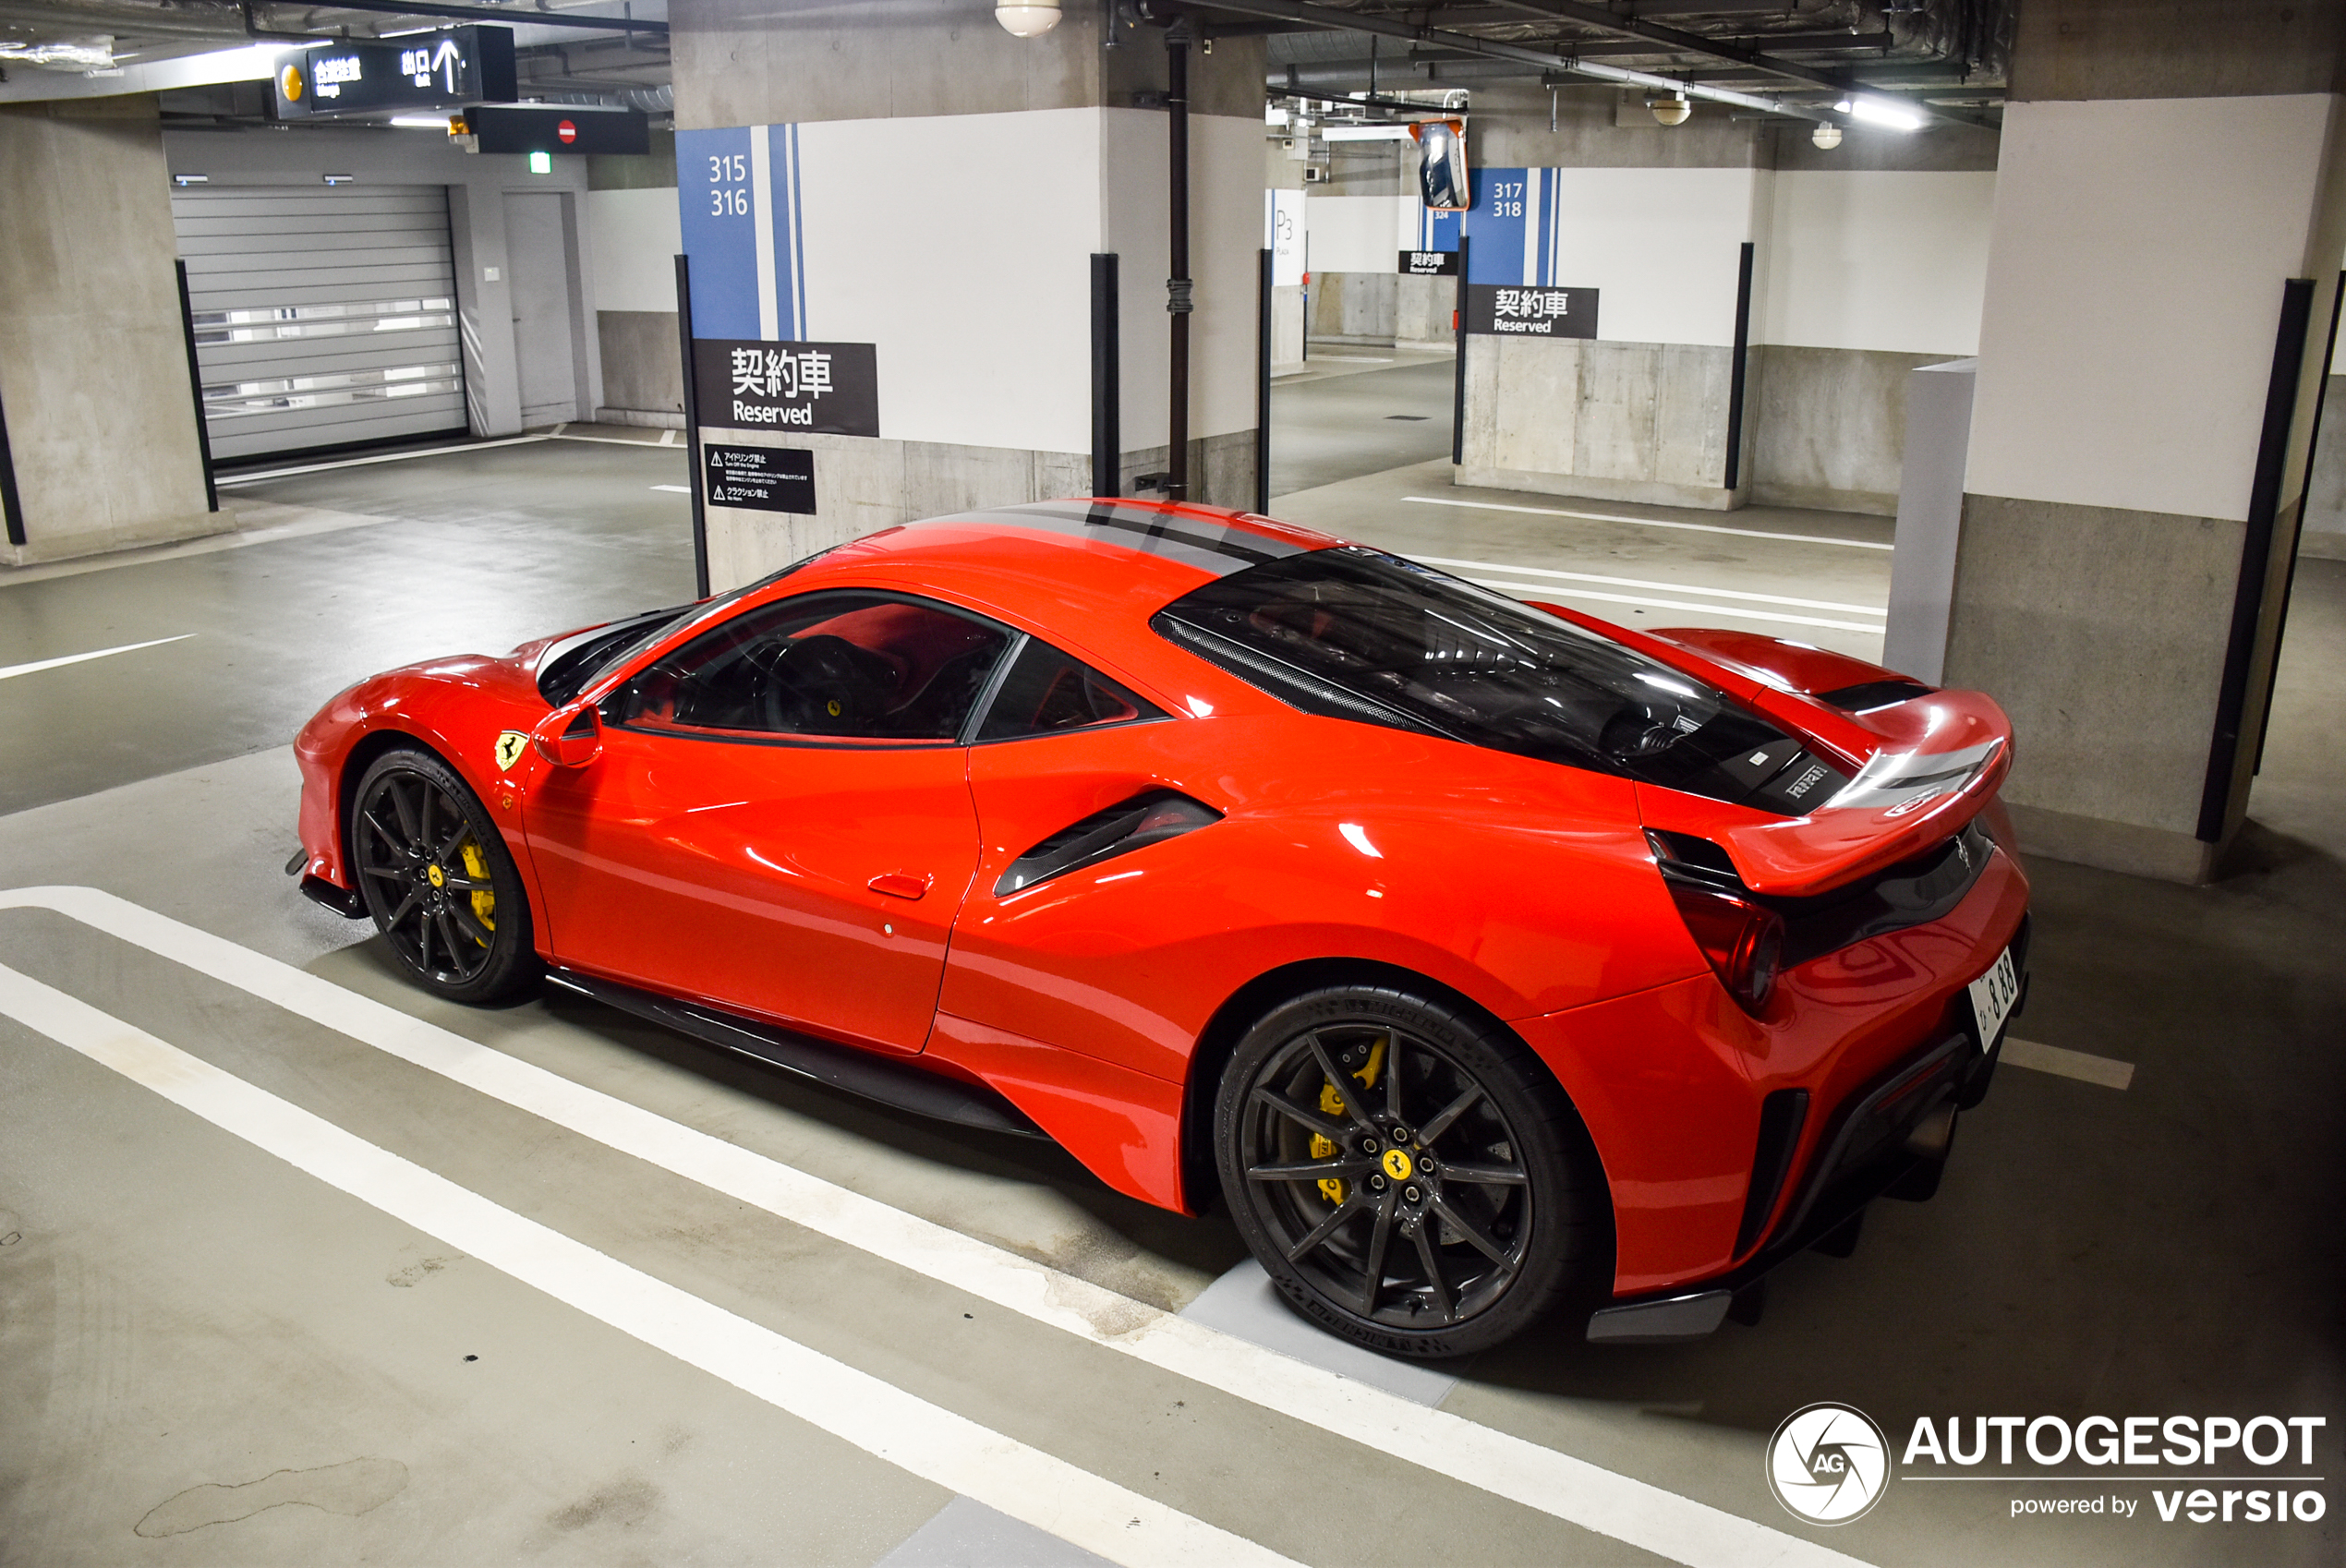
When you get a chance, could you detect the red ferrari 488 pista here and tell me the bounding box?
[293,500,2028,1357]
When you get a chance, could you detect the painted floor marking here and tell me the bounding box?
[2001,1038,2134,1092]
[552,432,685,450]
[650,484,693,494]
[0,635,195,682]
[0,960,1297,1568]
[215,433,553,487]
[1405,494,1895,551]
[1467,580,1886,635]
[1415,555,1883,618]
[0,887,1869,1568]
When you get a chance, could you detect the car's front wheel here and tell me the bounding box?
[1214,984,1610,1359]
[349,747,539,1005]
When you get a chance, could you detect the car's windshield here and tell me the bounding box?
[1153,546,1846,811]
[536,553,831,708]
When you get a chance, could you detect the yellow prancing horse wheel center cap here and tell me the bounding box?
[1381,1147,1414,1182]
[427,865,445,888]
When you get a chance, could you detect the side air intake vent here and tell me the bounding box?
[996,790,1222,897]
[1735,1089,1810,1256]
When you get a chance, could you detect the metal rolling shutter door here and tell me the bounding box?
[173,185,468,463]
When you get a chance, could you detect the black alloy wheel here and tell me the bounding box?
[1215,985,1609,1358]
[350,748,539,1004]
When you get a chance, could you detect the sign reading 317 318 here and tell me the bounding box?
[695,339,879,438]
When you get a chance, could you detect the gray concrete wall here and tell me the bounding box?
[1942,494,2248,882]
[1747,346,1953,515]
[0,96,222,565]
[705,429,1255,586]
[597,312,685,428]
[1457,335,1736,509]
[2301,373,2346,560]
[1308,271,1396,344]
[1270,285,1304,371]
[588,134,682,427]
[1396,274,1454,347]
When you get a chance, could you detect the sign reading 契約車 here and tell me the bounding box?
[1398,250,1457,277]
[694,339,879,438]
[705,445,816,514]
[1463,283,1598,339]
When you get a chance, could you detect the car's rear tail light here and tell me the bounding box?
[1647,829,1784,1015]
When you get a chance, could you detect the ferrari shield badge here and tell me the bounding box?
[494,730,529,772]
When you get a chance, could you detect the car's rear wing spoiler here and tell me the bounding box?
[1526,601,2015,896]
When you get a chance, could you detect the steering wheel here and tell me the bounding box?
[756,634,890,733]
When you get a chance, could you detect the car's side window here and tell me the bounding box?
[974,637,1166,742]
[612,590,1013,742]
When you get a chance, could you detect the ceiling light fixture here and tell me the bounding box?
[389,115,453,129]
[1322,123,1418,141]
[994,0,1060,37]
[1649,91,1691,127]
[1810,122,1843,149]
[1839,95,1923,131]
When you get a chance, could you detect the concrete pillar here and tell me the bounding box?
[0,96,224,565]
[669,0,1264,587]
[1944,0,2346,882]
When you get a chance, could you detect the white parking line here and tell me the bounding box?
[0,961,1298,1568]
[1406,494,1895,550]
[1417,555,1884,617]
[650,484,693,494]
[215,434,553,487]
[0,635,195,682]
[2001,1038,2134,1091]
[1468,580,1886,635]
[0,887,1868,1568]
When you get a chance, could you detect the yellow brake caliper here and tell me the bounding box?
[459,838,495,944]
[1312,1036,1385,1205]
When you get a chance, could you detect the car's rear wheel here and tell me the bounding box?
[350,748,539,1005]
[1214,984,1609,1359]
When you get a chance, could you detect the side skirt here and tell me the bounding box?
[544,969,1047,1140]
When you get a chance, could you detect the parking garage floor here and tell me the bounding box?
[1,422,2339,1566]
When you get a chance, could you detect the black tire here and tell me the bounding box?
[348,747,540,1005]
[1214,984,1610,1359]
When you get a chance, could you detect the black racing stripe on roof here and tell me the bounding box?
[929,501,1309,576]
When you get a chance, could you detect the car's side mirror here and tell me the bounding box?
[532,702,604,768]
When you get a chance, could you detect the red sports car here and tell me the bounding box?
[292,500,2029,1357]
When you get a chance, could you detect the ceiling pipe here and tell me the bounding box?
[1186,0,1840,123]
[1476,0,1983,127]
[260,0,667,35]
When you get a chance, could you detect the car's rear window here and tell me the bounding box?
[1152,545,1847,810]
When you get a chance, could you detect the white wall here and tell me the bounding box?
[788,106,1257,456]
[1760,170,1994,355]
[1966,94,2337,522]
[1544,166,1765,347]
[587,187,683,315]
[1303,193,1409,273]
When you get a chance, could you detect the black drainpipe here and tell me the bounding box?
[1166,27,1192,503]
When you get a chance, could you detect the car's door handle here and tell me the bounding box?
[867,874,929,900]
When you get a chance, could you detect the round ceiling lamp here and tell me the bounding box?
[1811,122,1844,149]
[1648,93,1690,127]
[995,0,1061,36]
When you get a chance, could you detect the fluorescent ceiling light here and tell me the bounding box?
[1840,96,1923,131]
[1322,124,1417,141]
[389,115,452,128]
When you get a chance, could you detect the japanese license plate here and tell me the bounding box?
[1968,945,2019,1045]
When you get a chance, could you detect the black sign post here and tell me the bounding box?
[674,254,709,598]
[693,340,880,438]
[273,27,515,117]
[1462,283,1601,340]
[706,445,816,514]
